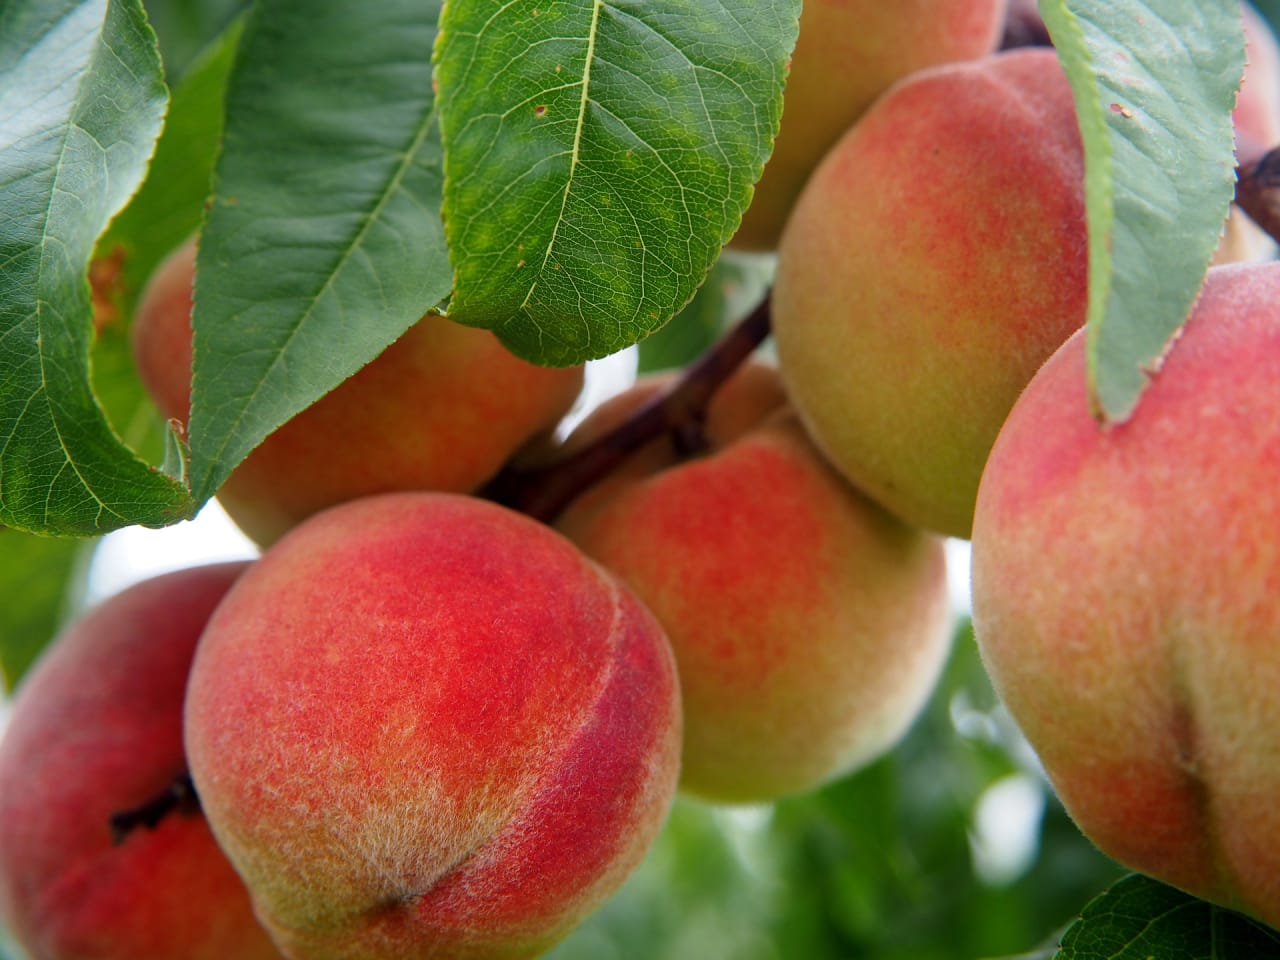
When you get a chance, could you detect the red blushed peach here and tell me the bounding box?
[730,0,1008,251]
[555,363,953,803]
[132,236,585,547]
[972,262,1280,927]
[184,492,681,960]
[773,48,1086,538]
[1215,3,1280,265]
[0,563,281,960]
[1235,2,1280,153]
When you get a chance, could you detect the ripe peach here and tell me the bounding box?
[730,0,1007,251]
[1235,2,1280,153]
[1215,3,1280,264]
[555,363,953,803]
[773,48,1086,538]
[184,492,681,959]
[133,236,585,546]
[971,262,1280,927]
[0,563,280,960]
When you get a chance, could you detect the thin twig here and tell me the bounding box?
[482,296,772,523]
[1235,142,1280,244]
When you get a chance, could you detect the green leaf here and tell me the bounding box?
[142,0,245,82]
[187,0,451,505]
[1055,874,1280,958]
[0,0,193,536]
[100,14,242,325]
[636,252,773,374]
[91,17,243,471]
[0,530,93,690]
[1041,0,1243,422]
[435,0,798,366]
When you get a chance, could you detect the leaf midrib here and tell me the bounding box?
[190,98,442,503]
[519,0,603,330]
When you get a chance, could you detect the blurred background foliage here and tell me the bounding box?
[1260,0,1280,31]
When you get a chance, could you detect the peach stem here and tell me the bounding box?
[1236,143,1280,244]
[481,295,773,523]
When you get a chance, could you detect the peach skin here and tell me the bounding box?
[555,362,953,803]
[185,492,681,960]
[773,48,1087,539]
[0,563,281,960]
[972,262,1280,928]
[730,0,1008,251]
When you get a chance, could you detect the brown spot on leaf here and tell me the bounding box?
[89,245,128,333]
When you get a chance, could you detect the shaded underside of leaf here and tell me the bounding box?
[1056,874,1280,958]
[0,0,192,536]
[636,250,772,373]
[0,530,93,690]
[436,0,798,366]
[187,0,451,505]
[1043,0,1243,422]
[143,0,246,83]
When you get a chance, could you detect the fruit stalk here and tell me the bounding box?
[482,295,773,523]
[1235,145,1280,243]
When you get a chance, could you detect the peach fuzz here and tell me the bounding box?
[0,563,281,960]
[772,48,1086,539]
[184,492,681,960]
[132,236,584,546]
[730,0,1008,251]
[971,262,1280,926]
[555,362,953,803]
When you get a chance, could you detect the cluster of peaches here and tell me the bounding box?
[4,1,1280,957]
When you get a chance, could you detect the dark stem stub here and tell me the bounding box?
[1236,145,1280,245]
[109,771,201,844]
[1000,0,1052,50]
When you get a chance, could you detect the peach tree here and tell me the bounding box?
[2,0,1280,957]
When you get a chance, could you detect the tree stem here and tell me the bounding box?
[1000,1,1052,50]
[1235,143,1280,245]
[482,295,772,524]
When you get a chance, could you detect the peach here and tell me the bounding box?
[0,563,281,960]
[133,236,585,546]
[730,0,1008,251]
[555,363,953,803]
[971,262,1280,926]
[773,48,1087,538]
[1215,3,1280,265]
[184,492,681,959]
[1235,2,1280,154]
